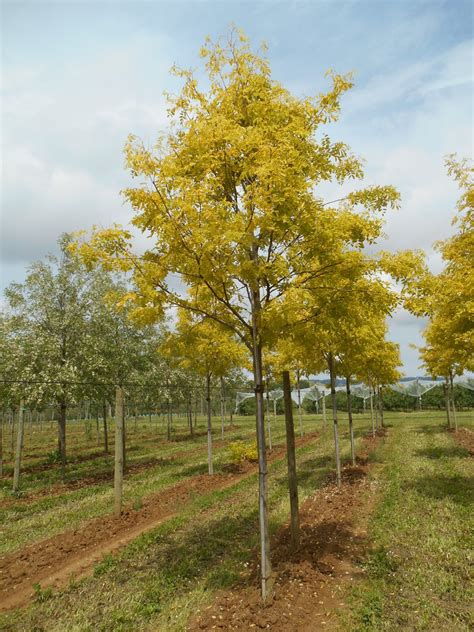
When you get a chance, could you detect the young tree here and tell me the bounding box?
[74,32,400,599]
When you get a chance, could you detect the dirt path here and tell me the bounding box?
[188,431,386,631]
[0,433,318,612]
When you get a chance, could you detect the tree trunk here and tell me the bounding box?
[13,400,25,492]
[322,394,327,429]
[10,409,15,457]
[443,379,451,429]
[282,371,300,550]
[122,409,127,472]
[328,353,341,487]
[450,372,458,432]
[114,387,125,517]
[378,387,384,429]
[370,391,375,437]
[265,386,272,451]
[220,376,225,441]
[252,323,272,599]
[296,369,303,437]
[346,376,355,466]
[58,399,67,479]
[103,402,109,454]
[374,389,379,430]
[206,373,213,475]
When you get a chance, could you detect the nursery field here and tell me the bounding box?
[0,409,472,631]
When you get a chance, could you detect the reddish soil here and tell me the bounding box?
[451,426,474,455]
[188,433,384,631]
[0,432,318,612]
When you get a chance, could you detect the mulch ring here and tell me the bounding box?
[451,426,474,456]
[189,435,383,631]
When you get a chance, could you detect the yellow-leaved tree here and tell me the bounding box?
[74,30,402,599]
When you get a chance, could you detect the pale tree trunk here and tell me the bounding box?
[378,387,384,429]
[282,371,300,549]
[251,283,272,602]
[370,391,375,437]
[206,373,213,475]
[328,353,341,487]
[13,400,25,492]
[296,369,304,437]
[114,387,125,517]
[265,384,272,451]
[346,376,356,465]
[10,409,15,457]
[58,399,67,479]
[103,402,109,454]
[374,388,379,430]
[444,379,451,429]
[449,372,458,432]
[220,376,225,441]
[322,394,327,429]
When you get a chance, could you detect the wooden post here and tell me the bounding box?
[114,387,124,517]
[282,371,300,549]
[13,400,25,492]
[328,353,341,487]
[346,376,356,465]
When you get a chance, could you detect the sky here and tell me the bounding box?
[1,0,473,375]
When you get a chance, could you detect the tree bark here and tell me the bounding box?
[378,387,384,429]
[449,372,458,432]
[206,373,213,475]
[328,353,341,487]
[443,379,451,429]
[296,369,304,437]
[58,399,67,479]
[282,371,300,550]
[220,376,225,441]
[13,400,25,492]
[346,376,356,465]
[265,384,272,451]
[251,287,272,601]
[370,391,375,437]
[322,394,327,429]
[114,387,125,517]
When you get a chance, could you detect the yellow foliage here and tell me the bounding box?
[227,440,258,464]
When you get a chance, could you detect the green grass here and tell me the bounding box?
[348,412,473,631]
[1,410,472,631]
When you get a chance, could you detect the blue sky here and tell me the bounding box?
[1,0,473,374]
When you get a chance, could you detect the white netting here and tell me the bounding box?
[389,379,441,398]
[454,376,474,391]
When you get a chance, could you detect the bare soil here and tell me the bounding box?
[188,432,384,631]
[451,426,474,455]
[0,433,318,612]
